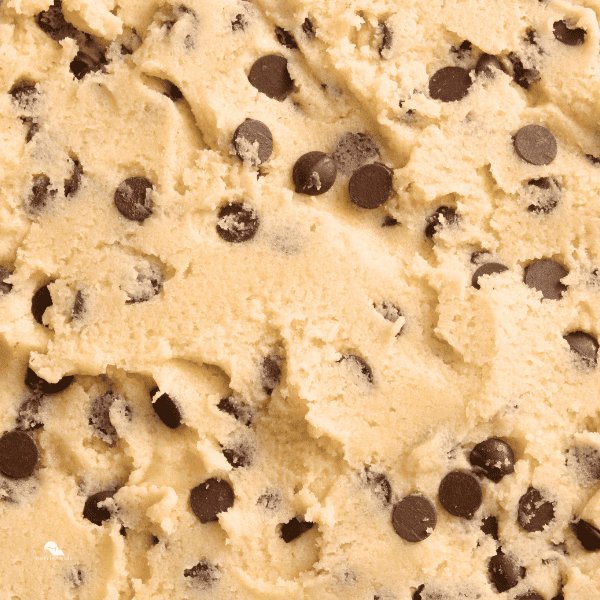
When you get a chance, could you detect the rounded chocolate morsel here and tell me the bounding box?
[364,468,392,504]
[233,119,273,166]
[429,66,472,102]
[516,592,544,600]
[83,490,115,525]
[261,356,281,394]
[248,55,294,101]
[190,478,234,523]
[0,266,13,295]
[64,159,83,198]
[25,367,74,395]
[217,396,253,427]
[527,177,561,214]
[475,53,508,77]
[481,515,499,540]
[524,259,568,300]
[424,206,459,238]
[471,263,509,290]
[564,331,598,368]
[274,26,298,50]
[0,430,39,479]
[280,515,314,542]
[392,494,437,542]
[292,151,337,195]
[24,175,57,217]
[572,518,600,551]
[216,202,260,243]
[513,125,557,166]
[470,438,515,482]
[348,162,394,209]
[553,20,585,46]
[438,470,483,519]
[518,487,555,532]
[31,281,53,326]
[339,354,374,385]
[114,177,153,222]
[488,551,525,593]
[183,560,219,589]
[150,386,182,429]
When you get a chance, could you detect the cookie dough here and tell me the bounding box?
[0,0,599,599]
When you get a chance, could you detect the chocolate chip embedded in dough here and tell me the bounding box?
[280,516,314,542]
[339,354,374,385]
[553,20,586,46]
[332,132,380,177]
[231,12,249,32]
[190,478,234,523]
[71,290,85,320]
[124,262,163,304]
[21,117,40,143]
[163,81,183,101]
[527,177,561,214]
[217,396,253,427]
[567,445,600,484]
[233,119,273,166]
[31,281,53,326]
[378,22,392,58]
[564,331,598,368]
[516,592,544,600]
[424,206,459,238]
[65,566,85,589]
[302,18,315,39]
[470,438,515,482]
[381,216,399,227]
[216,202,260,243]
[35,0,79,41]
[488,551,526,593]
[471,263,509,290]
[274,26,298,49]
[248,55,294,101]
[428,66,472,102]
[25,367,74,395]
[150,386,182,429]
[114,177,154,223]
[348,162,394,209]
[524,259,568,300]
[508,53,540,90]
[392,494,437,542]
[438,470,483,519]
[481,515,499,540]
[9,81,40,111]
[222,442,253,468]
[364,468,392,504]
[24,175,57,217]
[64,159,83,198]
[513,124,557,165]
[183,560,220,589]
[83,490,115,525]
[572,518,600,551]
[0,266,13,295]
[15,392,45,430]
[0,430,39,479]
[517,487,555,532]
[292,151,337,195]
[373,301,404,331]
[257,490,282,511]
[475,53,508,78]
[89,392,119,445]
[261,356,281,395]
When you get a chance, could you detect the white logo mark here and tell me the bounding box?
[44,542,64,556]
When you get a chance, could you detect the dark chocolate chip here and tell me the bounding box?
[373,301,405,335]
[412,585,425,600]
[150,386,182,429]
[471,263,509,290]
[392,494,437,542]
[452,40,472,58]
[553,20,585,46]
[0,430,39,479]
[32,281,53,326]
[525,28,539,46]
[248,55,294,101]
[24,175,57,217]
[183,560,220,589]
[231,13,248,32]
[216,202,259,243]
[120,525,127,536]
[364,468,392,504]
[280,515,314,542]
[332,132,380,177]
[378,22,392,57]
[424,206,459,238]
[21,117,40,143]
[508,53,540,90]
[527,177,561,213]
[190,478,234,523]
[222,442,252,468]
[471,250,491,264]
[83,490,115,525]
[233,119,273,166]
[302,18,315,39]
[438,470,483,519]
[567,445,600,483]
[339,354,374,385]
[488,550,526,593]
[572,519,600,551]
[516,592,544,600]
[89,392,119,445]
[150,534,159,545]
[475,53,508,78]
[348,162,393,209]
[163,81,183,101]
[70,52,99,80]
[114,177,153,223]
[0,267,13,295]
[25,367,74,395]
[217,396,253,427]
[381,216,399,227]
[481,515,499,540]
[564,331,598,368]
[275,26,298,50]
[261,355,281,395]
[429,66,472,102]
[523,259,568,300]
[551,589,565,600]
[124,263,163,304]
[514,124,557,165]
[292,151,337,195]
[518,487,555,532]
[470,438,515,482]
[35,0,80,41]
[71,290,85,320]
[586,154,600,166]
[64,159,83,198]
[9,81,40,111]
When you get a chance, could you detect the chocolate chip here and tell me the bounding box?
[150,534,159,545]
[280,516,314,542]
[514,125,557,165]
[120,525,127,536]
[216,202,260,243]
[339,354,374,385]
[114,177,153,223]
[373,301,404,335]
[248,55,294,101]
[31,281,53,326]
[551,590,565,600]
[71,290,85,320]
[527,177,561,213]
[190,478,234,523]
[261,356,281,395]
[475,53,508,78]
[572,519,600,551]
[9,81,40,111]
[488,551,526,593]
[83,490,115,525]
[378,22,392,58]
[150,386,182,429]
[64,159,83,198]
[481,515,499,540]
[35,0,80,41]
[124,262,163,304]
[586,154,600,166]
[381,216,399,227]
[470,438,515,482]
[364,468,392,504]
[275,26,298,50]
[25,367,74,395]
[524,259,568,300]
[429,66,472,102]
[424,206,459,238]
[231,13,248,31]
[292,151,337,195]
[89,392,119,445]
[163,81,183,101]
[333,132,380,177]
[516,592,544,600]
[183,560,219,589]
[412,585,425,600]
[222,442,253,468]
[70,50,105,80]
[518,487,555,532]
[348,162,393,209]
[553,20,585,46]
[564,331,598,368]
[452,40,472,58]
[217,396,253,427]
[0,267,13,295]
[438,470,483,519]
[0,430,39,479]
[233,119,273,166]
[471,263,509,290]
[508,53,540,90]
[302,18,315,39]
[21,117,40,143]
[24,175,57,217]
[567,446,600,484]
[392,494,437,542]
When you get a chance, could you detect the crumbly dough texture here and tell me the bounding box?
[0,0,599,599]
